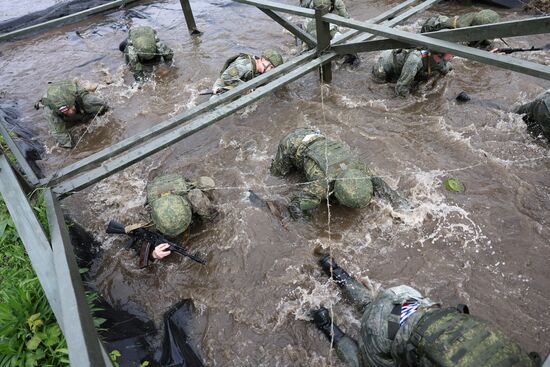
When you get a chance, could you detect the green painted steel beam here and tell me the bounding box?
[325,13,550,80]
[0,156,62,326]
[315,8,332,83]
[0,118,39,186]
[0,0,141,42]
[40,51,317,187]
[45,190,112,366]
[260,8,316,48]
[233,0,314,17]
[334,16,550,54]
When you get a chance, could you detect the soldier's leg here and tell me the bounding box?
[320,256,372,314]
[312,307,360,367]
[80,93,108,117]
[44,108,73,148]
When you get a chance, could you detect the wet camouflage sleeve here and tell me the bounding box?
[371,176,411,209]
[212,56,254,92]
[44,108,73,148]
[395,51,423,97]
[156,41,174,61]
[290,158,328,213]
[78,92,108,116]
[186,189,217,221]
[516,90,550,138]
[271,139,295,177]
[124,45,143,72]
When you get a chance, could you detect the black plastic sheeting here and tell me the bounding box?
[0,99,44,178]
[68,220,204,367]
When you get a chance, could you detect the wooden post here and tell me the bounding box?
[179,0,201,35]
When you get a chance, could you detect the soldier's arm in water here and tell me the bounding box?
[270,143,295,176]
[187,189,218,221]
[124,45,144,73]
[395,53,423,97]
[289,168,327,218]
[371,176,411,209]
[44,108,73,148]
[156,41,174,62]
[212,62,249,93]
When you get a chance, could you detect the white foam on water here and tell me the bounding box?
[336,95,389,111]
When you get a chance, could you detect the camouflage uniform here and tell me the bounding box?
[314,257,539,367]
[515,89,550,139]
[301,0,350,40]
[270,128,408,216]
[212,54,258,93]
[212,50,283,93]
[123,26,174,72]
[147,174,217,238]
[421,10,500,48]
[372,49,453,97]
[41,80,108,148]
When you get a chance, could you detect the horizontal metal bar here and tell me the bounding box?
[45,190,111,367]
[0,0,140,42]
[334,16,550,54]
[53,52,338,197]
[333,39,409,54]
[325,13,550,80]
[41,51,317,187]
[233,0,314,17]
[333,0,441,46]
[0,156,63,327]
[0,117,39,185]
[424,16,550,42]
[261,8,316,48]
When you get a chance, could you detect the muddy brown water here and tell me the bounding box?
[1,0,549,365]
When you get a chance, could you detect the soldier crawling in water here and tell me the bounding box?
[270,128,410,218]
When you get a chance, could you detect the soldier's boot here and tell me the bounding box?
[320,256,372,313]
[312,307,360,367]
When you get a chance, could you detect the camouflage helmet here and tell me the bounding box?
[130,26,157,61]
[261,49,284,68]
[472,9,500,26]
[334,168,373,208]
[44,80,77,111]
[150,194,192,237]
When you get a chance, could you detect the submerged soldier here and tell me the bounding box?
[146,174,217,260]
[515,89,550,140]
[211,49,283,95]
[421,9,501,48]
[270,128,409,218]
[311,255,542,367]
[119,26,174,76]
[37,80,108,148]
[372,49,453,97]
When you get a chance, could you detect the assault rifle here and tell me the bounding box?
[106,220,207,268]
[491,44,549,54]
[198,88,229,96]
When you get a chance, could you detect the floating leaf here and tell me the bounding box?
[444,178,463,193]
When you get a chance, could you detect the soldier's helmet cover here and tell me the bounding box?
[45,80,77,111]
[150,195,192,237]
[131,26,157,61]
[334,168,373,208]
[261,49,284,68]
[472,9,500,26]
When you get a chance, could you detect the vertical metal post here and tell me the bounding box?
[179,0,201,35]
[315,7,332,83]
